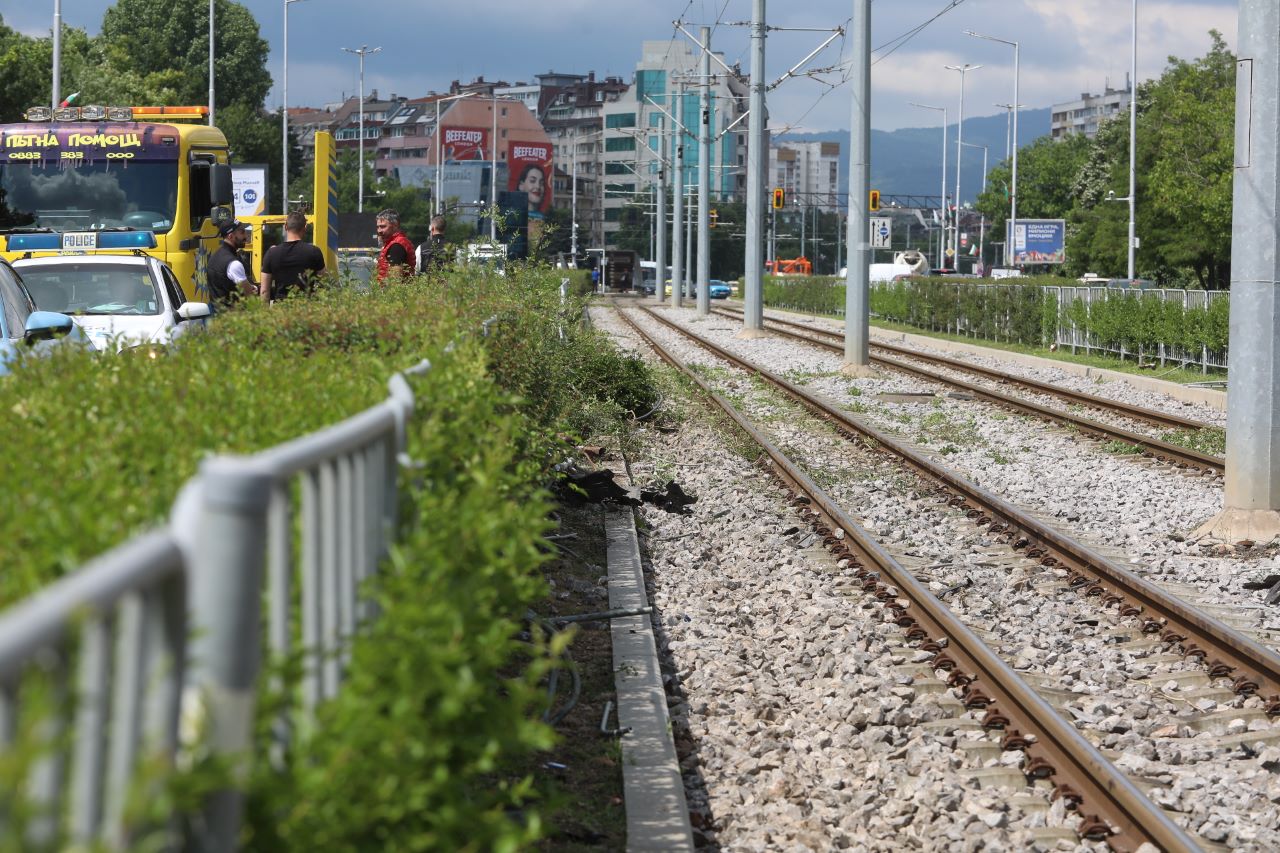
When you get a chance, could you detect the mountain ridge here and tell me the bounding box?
[777,107,1052,205]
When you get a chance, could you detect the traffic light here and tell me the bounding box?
[772,188,785,209]
[869,189,881,212]
[710,208,718,228]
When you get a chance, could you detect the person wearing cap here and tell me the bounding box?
[375,208,416,283]
[207,220,255,307]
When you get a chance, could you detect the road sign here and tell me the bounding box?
[870,217,891,249]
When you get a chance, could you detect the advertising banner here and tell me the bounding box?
[1,123,181,161]
[1009,218,1066,265]
[506,140,552,219]
[440,126,488,161]
[232,163,268,216]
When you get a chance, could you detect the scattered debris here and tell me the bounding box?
[555,463,641,506]
[640,480,698,514]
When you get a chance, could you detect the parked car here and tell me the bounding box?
[14,254,210,353]
[0,257,86,376]
[709,279,732,299]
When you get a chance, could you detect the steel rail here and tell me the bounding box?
[615,306,1200,852]
[637,304,1280,707]
[714,305,1212,431]
[710,306,1223,472]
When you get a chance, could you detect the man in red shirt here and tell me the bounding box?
[375,209,416,283]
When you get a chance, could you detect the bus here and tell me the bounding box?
[1,105,336,301]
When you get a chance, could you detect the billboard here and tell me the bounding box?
[440,126,489,161]
[1009,218,1066,265]
[232,163,268,216]
[506,140,552,219]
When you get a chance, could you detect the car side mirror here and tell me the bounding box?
[177,302,212,321]
[23,310,75,345]
[210,163,234,207]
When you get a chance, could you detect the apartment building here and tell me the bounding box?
[769,140,841,213]
[599,39,749,246]
[1051,77,1132,139]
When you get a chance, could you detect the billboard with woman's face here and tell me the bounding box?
[507,141,552,219]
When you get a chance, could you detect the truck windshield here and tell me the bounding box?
[0,160,178,234]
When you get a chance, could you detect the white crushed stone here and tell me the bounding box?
[593,303,1280,851]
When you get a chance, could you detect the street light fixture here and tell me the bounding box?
[908,101,947,270]
[943,63,981,270]
[965,30,1019,268]
[282,0,310,214]
[432,91,478,215]
[341,45,382,214]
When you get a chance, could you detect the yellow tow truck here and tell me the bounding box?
[0,104,336,301]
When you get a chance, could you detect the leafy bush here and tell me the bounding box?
[0,263,659,849]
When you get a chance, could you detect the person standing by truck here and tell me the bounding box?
[375,209,416,283]
[260,211,326,301]
[207,220,255,308]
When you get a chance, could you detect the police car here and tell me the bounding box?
[0,257,87,375]
[11,231,210,352]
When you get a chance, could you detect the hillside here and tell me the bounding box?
[778,107,1051,206]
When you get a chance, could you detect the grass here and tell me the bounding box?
[769,305,1227,387]
[1161,426,1227,457]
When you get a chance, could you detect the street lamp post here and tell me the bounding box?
[962,139,988,267]
[1126,0,1137,280]
[341,45,381,214]
[282,0,310,214]
[432,92,477,215]
[208,0,215,124]
[960,141,987,270]
[909,102,947,270]
[943,64,981,270]
[966,30,1019,267]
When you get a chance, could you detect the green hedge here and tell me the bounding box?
[761,275,1231,358]
[0,264,657,850]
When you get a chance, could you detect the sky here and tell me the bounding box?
[7,0,1239,132]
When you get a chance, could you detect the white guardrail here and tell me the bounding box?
[0,357,433,851]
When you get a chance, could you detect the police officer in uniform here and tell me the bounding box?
[207,220,254,308]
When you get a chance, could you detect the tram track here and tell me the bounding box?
[710,305,1223,475]
[613,302,1280,850]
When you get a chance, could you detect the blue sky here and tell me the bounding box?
[7,0,1238,131]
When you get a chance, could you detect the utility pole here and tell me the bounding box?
[696,26,712,317]
[842,0,872,374]
[1197,0,1280,543]
[51,0,61,112]
[671,80,686,309]
[1126,0,1137,281]
[342,46,381,214]
[945,63,981,269]
[571,128,579,260]
[283,0,310,214]
[656,115,668,303]
[742,0,767,335]
[208,0,215,124]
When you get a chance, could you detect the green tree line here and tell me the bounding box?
[974,31,1236,289]
[1,0,301,210]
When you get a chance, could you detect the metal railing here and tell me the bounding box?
[0,357,433,851]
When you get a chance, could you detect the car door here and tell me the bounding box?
[158,263,195,341]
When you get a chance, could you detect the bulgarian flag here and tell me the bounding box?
[59,92,80,108]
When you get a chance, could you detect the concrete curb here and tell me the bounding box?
[760,304,1227,412]
[604,506,694,853]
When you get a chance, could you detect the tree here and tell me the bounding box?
[99,0,271,112]
[1140,31,1235,288]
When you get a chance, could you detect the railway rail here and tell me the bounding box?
[710,305,1223,474]
[616,302,1280,850]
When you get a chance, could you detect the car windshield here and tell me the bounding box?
[0,160,178,234]
[18,263,160,316]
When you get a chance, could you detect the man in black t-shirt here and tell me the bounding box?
[260,211,326,301]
